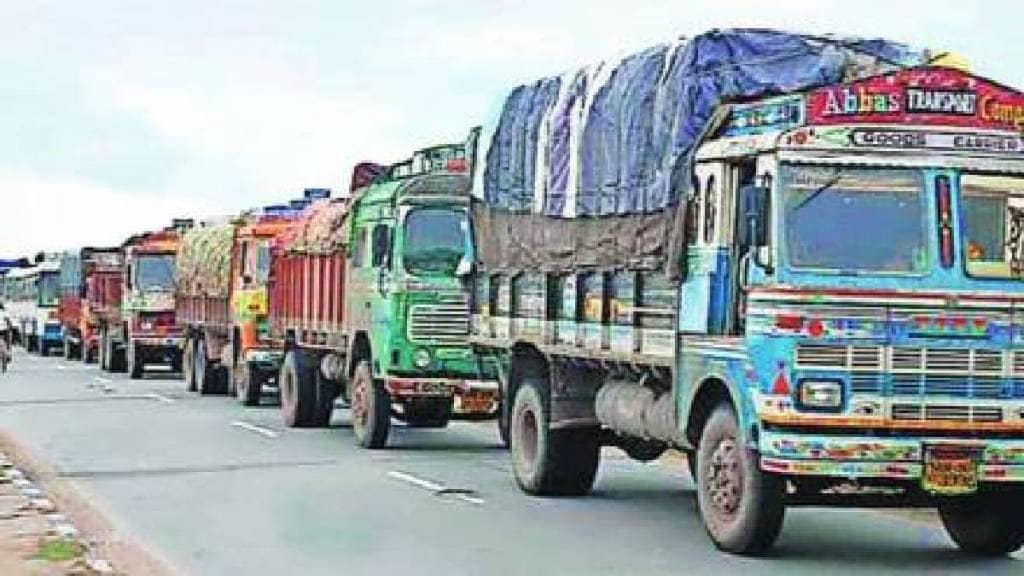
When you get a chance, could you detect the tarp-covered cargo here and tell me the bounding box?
[474,28,927,274]
[175,222,236,298]
[284,199,353,255]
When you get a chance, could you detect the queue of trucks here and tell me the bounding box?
[2,28,1024,557]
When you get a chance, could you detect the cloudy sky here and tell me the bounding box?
[1,0,1022,258]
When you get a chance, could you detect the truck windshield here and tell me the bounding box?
[135,255,175,291]
[782,164,927,274]
[38,272,59,306]
[962,174,1024,279]
[403,208,468,276]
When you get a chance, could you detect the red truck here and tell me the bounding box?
[58,248,122,363]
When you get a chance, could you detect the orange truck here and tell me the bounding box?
[177,196,317,402]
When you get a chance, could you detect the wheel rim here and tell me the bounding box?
[518,405,539,466]
[351,376,368,429]
[707,437,743,520]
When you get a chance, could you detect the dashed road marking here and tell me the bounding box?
[387,470,484,505]
[92,376,113,384]
[230,421,279,439]
[145,393,175,404]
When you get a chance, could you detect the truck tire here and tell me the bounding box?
[195,339,226,395]
[350,360,390,448]
[279,349,318,427]
[99,329,108,371]
[83,343,97,364]
[695,404,784,555]
[510,379,600,496]
[183,338,197,392]
[496,368,511,447]
[403,398,452,428]
[939,490,1024,556]
[235,362,263,407]
[63,338,75,360]
[128,343,143,380]
[313,374,339,427]
[38,340,48,357]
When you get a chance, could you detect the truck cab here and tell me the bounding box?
[677,67,1024,552]
[117,224,189,378]
[342,138,498,446]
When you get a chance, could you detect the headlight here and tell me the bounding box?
[413,349,432,369]
[798,380,843,411]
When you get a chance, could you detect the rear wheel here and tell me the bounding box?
[63,338,75,360]
[182,338,196,392]
[234,361,263,407]
[99,329,109,371]
[510,379,600,496]
[939,490,1024,556]
[39,340,49,357]
[279,349,317,427]
[350,360,390,448]
[195,339,225,394]
[313,373,339,427]
[695,404,785,555]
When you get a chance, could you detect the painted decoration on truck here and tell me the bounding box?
[807,67,1024,132]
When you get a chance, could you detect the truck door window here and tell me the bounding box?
[703,175,717,244]
[352,228,367,268]
[372,224,391,268]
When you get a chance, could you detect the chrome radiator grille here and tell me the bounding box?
[794,344,1024,400]
[407,295,470,345]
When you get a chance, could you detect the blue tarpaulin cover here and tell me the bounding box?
[480,28,925,217]
[472,28,926,274]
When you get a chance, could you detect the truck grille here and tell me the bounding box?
[794,344,1024,399]
[407,297,470,346]
[891,403,1004,423]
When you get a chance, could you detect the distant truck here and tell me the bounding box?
[267,138,499,447]
[59,248,122,362]
[470,30,1024,556]
[101,221,191,378]
[6,256,63,355]
[176,196,312,402]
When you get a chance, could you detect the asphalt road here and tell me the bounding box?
[0,349,1021,575]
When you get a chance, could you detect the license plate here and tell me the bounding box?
[922,445,980,495]
[459,393,494,414]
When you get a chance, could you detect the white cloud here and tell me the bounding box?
[0,171,211,258]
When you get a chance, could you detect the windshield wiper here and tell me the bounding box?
[793,173,842,211]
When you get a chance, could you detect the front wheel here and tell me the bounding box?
[234,361,263,407]
[128,344,143,379]
[350,360,390,448]
[695,404,785,555]
[510,379,600,496]
[939,490,1024,556]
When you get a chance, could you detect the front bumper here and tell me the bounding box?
[133,336,184,348]
[385,376,500,415]
[760,430,1024,482]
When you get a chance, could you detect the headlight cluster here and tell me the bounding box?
[413,348,432,369]
[797,379,843,411]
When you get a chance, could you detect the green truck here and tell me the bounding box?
[268,135,499,447]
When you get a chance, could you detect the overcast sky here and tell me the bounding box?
[1,0,1022,258]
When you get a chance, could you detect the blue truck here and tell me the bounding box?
[469,30,1024,555]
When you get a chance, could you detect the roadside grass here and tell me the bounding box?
[35,537,82,562]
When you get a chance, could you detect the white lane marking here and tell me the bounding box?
[56,364,66,371]
[230,421,279,439]
[145,393,175,404]
[92,376,113,384]
[387,470,484,505]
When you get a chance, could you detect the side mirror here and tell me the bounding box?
[737,185,770,249]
